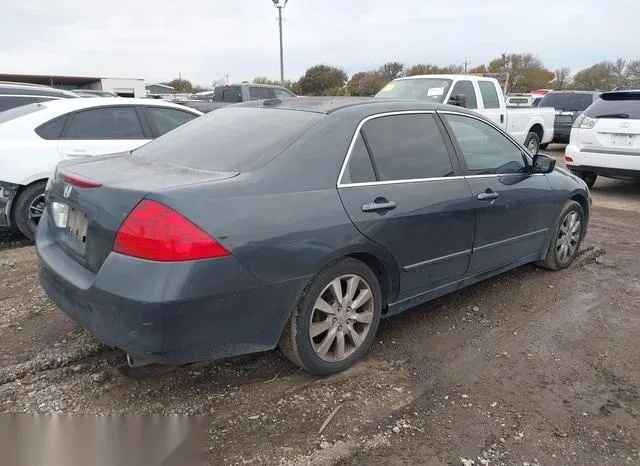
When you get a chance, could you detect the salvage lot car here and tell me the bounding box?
[36,97,591,376]
[0,98,202,240]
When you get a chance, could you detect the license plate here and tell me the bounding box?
[66,207,88,244]
[611,133,634,146]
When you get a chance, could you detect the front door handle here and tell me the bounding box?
[477,190,499,201]
[362,200,396,212]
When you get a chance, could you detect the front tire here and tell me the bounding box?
[537,200,586,271]
[279,257,382,376]
[524,132,541,154]
[13,181,47,241]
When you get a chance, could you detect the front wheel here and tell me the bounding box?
[537,200,586,271]
[279,257,382,376]
[13,181,47,241]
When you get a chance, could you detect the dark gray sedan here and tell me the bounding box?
[36,97,591,376]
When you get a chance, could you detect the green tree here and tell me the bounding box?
[572,59,640,90]
[346,71,388,96]
[378,62,405,82]
[553,67,571,90]
[165,78,193,93]
[487,53,554,93]
[297,65,348,96]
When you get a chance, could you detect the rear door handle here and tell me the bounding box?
[477,191,500,201]
[362,200,396,212]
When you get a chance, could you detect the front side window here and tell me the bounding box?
[63,106,145,140]
[450,80,478,109]
[249,87,274,100]
[274,88,295,99]
[443,114,527,175]
[360,113,454,181]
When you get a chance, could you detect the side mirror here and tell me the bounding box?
[448,94,468,108]
[532,154,556,173]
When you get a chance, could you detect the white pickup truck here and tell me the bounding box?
[375,74,555,154]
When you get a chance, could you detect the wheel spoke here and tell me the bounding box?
[314,297,335,315]
[350,288,371,310]
[348,325,364,347]
[310,319,332,338]
[350,310,373,324]
[315,327,337,358]
[570,220,581,235]
[335,330,346,360]
[345,276,359,304]
[558,243,568,261]
[330,278,344,306]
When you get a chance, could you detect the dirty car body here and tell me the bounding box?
[36,97,591,373]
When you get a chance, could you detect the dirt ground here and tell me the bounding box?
[1,147,639,465]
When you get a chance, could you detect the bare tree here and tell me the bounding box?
[553,68,571,90]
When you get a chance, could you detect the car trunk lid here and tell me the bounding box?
[46,152,239,273]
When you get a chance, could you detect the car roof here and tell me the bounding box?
[36,97,203,114]
[232,95,476,116]
[545,90,599,94]
[0,82,77,97]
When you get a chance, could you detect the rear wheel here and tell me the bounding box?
[13,181,47,241]
[539,143,549,150]
[524,132,541,154]
[537,200,585,271]
[279,257,382,376]
[569,169,597,188]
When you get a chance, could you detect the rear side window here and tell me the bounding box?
[538,92,595,111]
[360,114,454,181]
[62,107,145,140]
[132,106,323,172]
[35,116,67,139]
[146,107,199,135]
[215,86,242,103]
[584,93,640,119]
[478,81,500,109]
[450,80,477,109]
[341,134,376,184]
[249,87,275,100]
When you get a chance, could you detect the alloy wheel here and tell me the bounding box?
[28,194,46,228]
[556,211,582,264]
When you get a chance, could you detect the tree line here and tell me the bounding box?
[164,54,640,97]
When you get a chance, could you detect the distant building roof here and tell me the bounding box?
[0,73,144,86]
[145,83,175,91]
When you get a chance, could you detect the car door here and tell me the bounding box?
[337,112,476,301]
[142,106,200,137]
[439,111,555,275]
[448,79,478,110]
[57,106,150,158]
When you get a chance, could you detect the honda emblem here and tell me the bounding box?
[63,184,72,198]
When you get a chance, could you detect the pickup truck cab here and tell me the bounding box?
[375,74,555,154]
[180,83,296,113]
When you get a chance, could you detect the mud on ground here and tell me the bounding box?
[1,152,639,465]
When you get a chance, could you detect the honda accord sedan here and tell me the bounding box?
[36,97,591,376]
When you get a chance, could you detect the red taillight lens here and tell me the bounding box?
[59,169,103,188]
[113,199,230,262]
[565,156,574,163]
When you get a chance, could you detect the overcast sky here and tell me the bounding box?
[2,0,636,86]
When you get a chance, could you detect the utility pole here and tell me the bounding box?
[272,0,288,84]
[224,73,230,85]
[463,61,469,74]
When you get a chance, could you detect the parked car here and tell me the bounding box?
[612,86,640,91]
[36,97,590,376]
[0,98,202,240]
[565,90,640,187]
[0,81,78,112]
[375,74,555,154]
[180,83,296,113]
[71,89,119,98]
[537,90,601,148]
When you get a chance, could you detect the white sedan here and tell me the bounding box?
[0,98,202,240]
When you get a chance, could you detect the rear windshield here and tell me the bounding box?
[132,106,323,171]
[584,93,640,119]
[538,92,595,111]
[375,78,453,103]
[0,101,46,123]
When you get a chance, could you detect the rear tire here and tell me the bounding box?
[13,181,47,241]
[537,200,586,271]
[539,143,549,150]
[279,257,382,376]
[524,132,541,154]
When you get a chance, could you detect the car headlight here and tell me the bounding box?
[572,113,597,129]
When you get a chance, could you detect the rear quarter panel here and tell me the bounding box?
[505,107,555,144]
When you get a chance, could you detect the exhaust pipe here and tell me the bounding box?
[125,352,154,368]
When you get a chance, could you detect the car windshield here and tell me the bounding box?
[132,106,323,172]
[538,92,594,111]
[375,78,453,103]
[584,93,640,119]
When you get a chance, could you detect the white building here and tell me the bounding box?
[0,73,146,98]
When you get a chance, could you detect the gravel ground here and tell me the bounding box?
[1,148,639,465]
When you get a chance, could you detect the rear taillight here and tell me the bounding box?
[59,169,103,188]
[565,156,574,163]
[113,199,230,262]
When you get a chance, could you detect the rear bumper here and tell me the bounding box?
[565,145,640,179]
[36,214,306,364]
[0,180,20,227]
